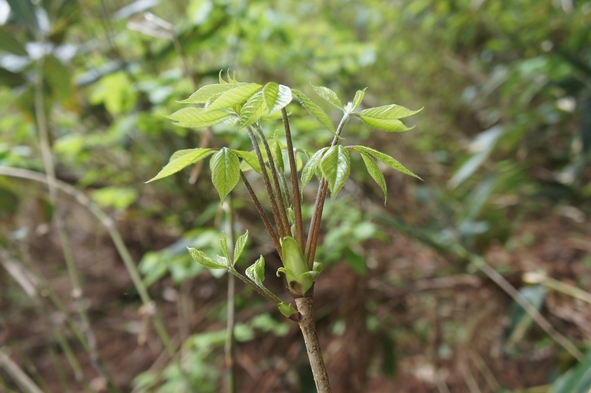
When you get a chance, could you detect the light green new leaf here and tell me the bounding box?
[270,137,284,172]
[263,82,292,114]
[351,88,367,111]
[238,90,265,129]
[220,232,230,260]
[206,83,263,112]
[187,247,227,269]
[167,107,230,128]
[178,83,238,104]
[320,145,351,199]
[246,255,266,287]
[353,146,422,180]
[233,230,249,266]
[360,104,422,119]
[300,147,328,190]
[359,151,388,204]
[146,148,214,183]
[292,89,336,135]
[210,148,241,202]
[312,85,343,110]
[358,116,413,132]
[234,150,262,174]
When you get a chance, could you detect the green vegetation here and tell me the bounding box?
[0,0,590,392]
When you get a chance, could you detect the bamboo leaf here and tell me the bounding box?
[351,88,367,111]
[187,247,227,269]
[146,148,214,183]
[300,147,328,190]
[352,146,422,180]
[206,83,263,112]
[320,145,351,199]
[210,148,241,202]
[359,151,388,204]
[246,255,266,287]
[238,90,265,129]
[167,107,231,128]
[263,82,292,114]
[311,85,343,110]
[292,89,336,135]
[233,230,249,266]
[178,83,238,104]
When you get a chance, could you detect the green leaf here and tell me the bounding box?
[233,230,249,266]
[358,116,413,132]
[0,28,27,56]
[270,137,284,172]
[234,150,262,174]
[278,302,298,320]
[238,90,265,129]
[312,85,343,110]
[187,247,227,269]
[292,89,336,135]
[167,107,231,128]
[210,148,241,202]
[352,146,422,180]
[206,83,263,112]
[359,151,388,204]
[551,348,591,393]
[320,145,351,199]
[178,83,238,104]
[351,88,367,111]
[146,148,214,183]
[245,255,266,287]
[359,104,422,119]
[300,147,328,190]
[263,82,292,114]
[220,232,230,261]
[6,0,38,33]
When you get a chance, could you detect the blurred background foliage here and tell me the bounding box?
[0,0,590,392]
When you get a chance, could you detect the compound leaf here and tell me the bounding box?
[168,107,231,128]
[147,148,214,183]
[358,151,388,204]
[292,89,335,135]
[312,85,343,110]
[210,147,241,202]
[206,83,263,112]
[320,145,351,199]
[353,146,421,180]
[300,147,328,190]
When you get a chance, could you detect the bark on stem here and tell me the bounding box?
[295,297,331,393]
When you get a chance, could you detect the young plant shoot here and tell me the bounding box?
[147,72,421,392]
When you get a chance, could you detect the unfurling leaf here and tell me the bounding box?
[311,85,343,110]
[300,147,328,190]
[234,150,262,174]
[352,145,422,180]
[320,145,351,199]
[246,255,266,287]
[146,148,214,183]
[220,232,230,260]
[210,148,241,202]
[351,88,367,111]
[278,302,299,320]
[206,83,263,112]
[292,89,336,135]
[167,107,231,128]
[238,90,265,129]
[359,151,388,203]
[263,82,292,114]
[187,247,227,269]
[233,230,249,266]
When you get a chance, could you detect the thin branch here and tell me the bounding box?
[239,170,281,256]
[223,198,236,393]
[254,125,291,237]
[282,109,304,250]
[247,127,287,240]
[230,269,283,304]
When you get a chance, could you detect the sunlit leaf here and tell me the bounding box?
[292,89,336,135]
[210,147,241,202]
[263,82,292,114]
[167,107,230,128]
[358,116,413,132]
[146,148,214,183]
[238,90,265,129]
[246,255,266,287]
[206,83,263,112]
[234,150,262,174]
[233,230,249,266]
[187,247,227,269]
[359,151,388,204]
[351,88,367,111]
[178,83,238,104]
[312,85,343,110]
[320,145,351,199]
[300,147,328,190]
[352,146,422,180]
[360,104,422,119]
